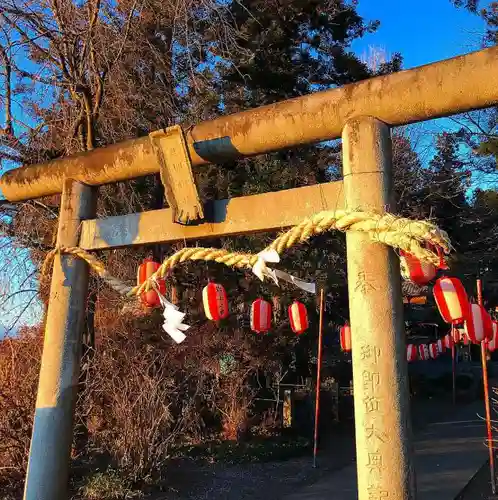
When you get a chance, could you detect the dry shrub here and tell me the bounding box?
[0,289,289,493]
[218,375,257,441]
[0,327,43,495]
[77,303,274,480]
[79,315,213,481]
[81,338,177,481]
[77,469,143,500]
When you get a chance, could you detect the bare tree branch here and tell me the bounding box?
[0,41,13,136]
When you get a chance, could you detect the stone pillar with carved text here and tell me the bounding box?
[342,117,416,500]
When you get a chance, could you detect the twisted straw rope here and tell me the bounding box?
[41,247,133,296]
[41,209,451,298]
[269,210,450,263]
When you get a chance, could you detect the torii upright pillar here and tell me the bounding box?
[343,117,416,500]
[23,179,96,500]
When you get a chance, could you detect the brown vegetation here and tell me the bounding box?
[0,328,42,497]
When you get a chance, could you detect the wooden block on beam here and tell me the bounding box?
[79,181,344,250]
[149,126,204,224]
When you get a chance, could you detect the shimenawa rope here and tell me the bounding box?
[41,209,451,298]
[41,247,133,295]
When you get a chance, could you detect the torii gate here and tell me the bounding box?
[1,46,497,500]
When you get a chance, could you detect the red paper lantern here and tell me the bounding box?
[433,277,470,324]
[340,323,352,352]
[407,344,418,362]
[137,258,166,308]
[400,251,437,285]
[489,322,498,352]
[418,344,429,361]
[465,303,493,344]
[443,334,453,350]
[202,283,229,321]
[250,299,272,333]
[288,301,309,335]
[429,343,439,359]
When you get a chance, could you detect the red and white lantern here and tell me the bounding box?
[488,322,498,352]
[340,323,352,352]
[443,334,453,350]
[137,258,166,308]
[250,299,272,333]
[465,303,493,344]
[437,339,444,354]
[407,344,418,362]
[202,283,229,321]
[429,343,439,359]
[433,277,469,325]
[400,251,437,285]
[288,301,308,335]
[418,344,429,361]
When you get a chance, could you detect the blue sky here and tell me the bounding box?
[351,0,490,165]
[352,0,487,68]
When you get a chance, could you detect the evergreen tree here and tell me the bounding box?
[451,188,498,306]
[192,0,403,333]
[200,0,402,196]
[392,133,428,217]
[179,0,404,392]
[425,133,471,250]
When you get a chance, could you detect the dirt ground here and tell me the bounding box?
[152,426,355,500]
[150,395,463,500]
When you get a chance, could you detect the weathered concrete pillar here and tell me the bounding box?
[24,179,96,500]
[342,117,416,500]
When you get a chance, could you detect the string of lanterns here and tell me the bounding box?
[434,275,496,348]
[337,252,498,361]
[138,247,497,351]
[406,273,497,362]
[394,249,497,360]
[138,258,310,335]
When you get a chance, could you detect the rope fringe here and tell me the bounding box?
[40,209,451,298]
